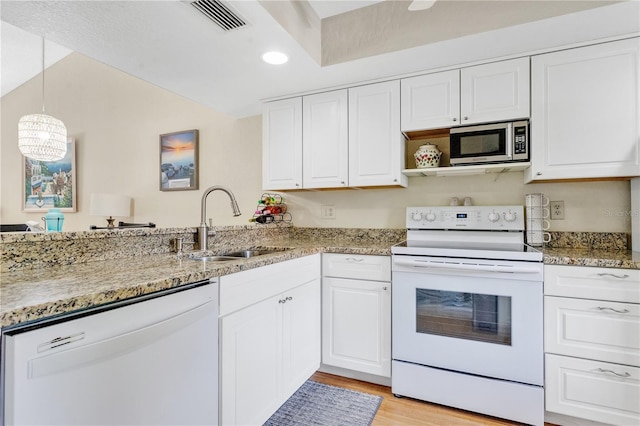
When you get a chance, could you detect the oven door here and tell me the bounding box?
[392,255,543,386]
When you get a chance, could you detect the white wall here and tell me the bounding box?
[285,173,632,232]
[0,52,633,233]
[1,53,261,231]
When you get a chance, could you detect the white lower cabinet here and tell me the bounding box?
[220,255,321,426]
[321,254,391,378]
[544,265,640,425]
[545,354,640,426]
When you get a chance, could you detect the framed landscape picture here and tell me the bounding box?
[160,129,199,191]
[23,138,77,212]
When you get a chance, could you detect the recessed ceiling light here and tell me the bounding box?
[262,51,289,65]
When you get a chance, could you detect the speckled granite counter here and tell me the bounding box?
[1,227,637,329]
[542,247,640,269]
[0,229,402,329]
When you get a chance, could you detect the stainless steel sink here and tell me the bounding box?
[224,249,288,258]
[186,255,238,262]
[186,248,290,262]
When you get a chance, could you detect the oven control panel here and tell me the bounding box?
[406,206,524,231]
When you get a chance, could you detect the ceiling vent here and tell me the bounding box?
[190,0,247,31]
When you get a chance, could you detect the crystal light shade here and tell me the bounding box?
[18,113,67,161]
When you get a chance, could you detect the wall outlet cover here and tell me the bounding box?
[321,205,336,219]
[550,201,565,220]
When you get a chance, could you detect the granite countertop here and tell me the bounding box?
[2,234,638,330]
[543,247,640,269]
[0,238,395,329]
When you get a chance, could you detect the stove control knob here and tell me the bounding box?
[411,211,423,221]
[425,211,437,222]
[504,211,517,222]
[488,211,501,222]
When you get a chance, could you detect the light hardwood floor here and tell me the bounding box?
[312,372,552,426]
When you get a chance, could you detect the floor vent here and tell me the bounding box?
[190,0,246,31]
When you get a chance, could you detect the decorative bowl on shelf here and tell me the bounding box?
[414,144,442,168]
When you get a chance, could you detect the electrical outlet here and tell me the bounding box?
[550,201,565,220]
[321,205,336,219]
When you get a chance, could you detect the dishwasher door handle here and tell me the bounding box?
[393,257,540,274]
[28,300,214,379]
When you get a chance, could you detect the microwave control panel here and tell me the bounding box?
[513,124,528,155]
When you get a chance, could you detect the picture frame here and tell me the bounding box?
[22,138,77,212]
[160,129,199,191]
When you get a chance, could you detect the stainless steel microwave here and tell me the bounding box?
[449,120,529,166]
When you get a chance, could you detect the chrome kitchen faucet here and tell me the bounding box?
[197,186,241,251]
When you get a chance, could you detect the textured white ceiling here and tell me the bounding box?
[1,1,638,118]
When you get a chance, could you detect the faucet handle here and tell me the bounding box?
[208,218,213,228]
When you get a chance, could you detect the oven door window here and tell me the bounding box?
[416,289,511,345]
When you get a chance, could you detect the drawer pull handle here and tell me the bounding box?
[595,368,631,378]
[345,258,364,263]
[596,306,630,314]
[597,273,630,279]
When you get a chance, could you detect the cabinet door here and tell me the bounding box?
[401,70,460,131]
[303,90,349,188]
[349,81,408,187]
[220,295,282,426]
[322,277,391,377]
[460,57,530,125]
[282,279,321,400]
[545,353,640,425]
[527,38,640,181]
[262,97,302,190]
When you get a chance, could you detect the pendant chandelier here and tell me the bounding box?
[18,37,67,162]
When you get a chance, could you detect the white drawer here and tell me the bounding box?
[544,265,640,303]
[219,254,321,316]
[545,353,640,425]
[545,296,640,367]
[322,253,391,282]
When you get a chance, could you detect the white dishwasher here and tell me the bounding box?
[1,279,219,426]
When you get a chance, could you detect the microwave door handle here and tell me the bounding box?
[506,122,513,160]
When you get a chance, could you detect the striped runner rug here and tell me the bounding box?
[263,380,382,426]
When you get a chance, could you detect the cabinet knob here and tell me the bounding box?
[452,118,457,122]
[536,172,542,176]
[463,116,469,121]
[382,286,388,291]
[341,181,345,185]
[295,183,300,187]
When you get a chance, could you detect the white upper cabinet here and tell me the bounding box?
[460,57,530,125]
[349,81,408,188]
[302,90,349,189]
[262,97,303,190]
[400,57,530,132]
[526,38,640,182]
[263,82,406,190]
[401,69,460,131]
